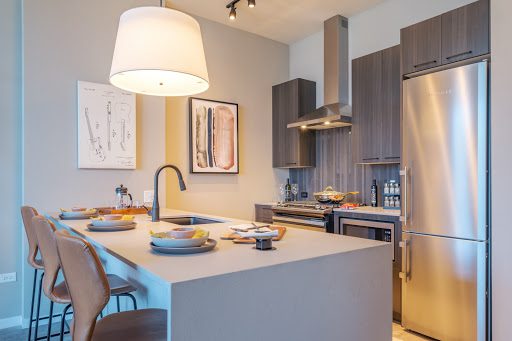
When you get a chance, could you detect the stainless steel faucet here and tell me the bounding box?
[152,164,186,222]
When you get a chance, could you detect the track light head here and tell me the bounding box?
[229,5,236,20]
[248,0,255,8]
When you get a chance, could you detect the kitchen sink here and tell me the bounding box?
[160,216,224,225]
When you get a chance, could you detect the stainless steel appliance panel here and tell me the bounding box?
[272,215,327,232]
[401,232,486,340]
[402,61,488,240]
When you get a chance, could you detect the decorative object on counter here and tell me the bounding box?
[151,164,186,222]
[291,183,299,201]
[284,178,292,202]
[115,184,132,209]
[59,208,98,220]
[383,180,400,210]
[110,3,209,97]
[313,186,358,204]
[150,239,217,255]
[371,179,378,207]
[255,237,275,251]
[78,81,136,169]
[222,225,287,243]
[189,98,239,174]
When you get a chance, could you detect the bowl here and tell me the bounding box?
[151,231,210,248]
[71,207,87,212]
[103,214,123,221]
[169,227,196,239]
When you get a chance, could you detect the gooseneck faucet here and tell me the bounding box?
[152,164,186,222]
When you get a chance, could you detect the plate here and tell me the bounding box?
[150,239,217,255]
[87,223,136,232]
[150,234,209,248]
[90,219,135,227]
[60,213,97,220]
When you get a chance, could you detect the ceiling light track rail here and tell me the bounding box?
[226,0,256,20]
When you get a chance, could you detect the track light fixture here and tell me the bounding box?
[226,0,255,20]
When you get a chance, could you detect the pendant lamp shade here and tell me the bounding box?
[110,7,209,96]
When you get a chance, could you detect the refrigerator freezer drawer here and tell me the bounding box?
[401,232,487,340]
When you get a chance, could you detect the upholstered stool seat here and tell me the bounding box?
[92,309,167,341]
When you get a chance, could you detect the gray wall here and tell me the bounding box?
[165,17,290,220]
[0,0,22,323]
[490,0,512,339]
[21,0,165,322]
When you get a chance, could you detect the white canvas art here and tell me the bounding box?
[78,81,136,169]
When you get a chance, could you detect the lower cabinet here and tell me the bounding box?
[255,204,274,224]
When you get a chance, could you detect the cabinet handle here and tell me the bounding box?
[286,162,297,165]
[362,157,379,161]
[384,156,400,159]
[446,50,473,60]
[413,60,437,68]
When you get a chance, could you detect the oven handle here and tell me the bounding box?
[273,215,326,228]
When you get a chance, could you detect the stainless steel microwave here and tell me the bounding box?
[338,218,395,261]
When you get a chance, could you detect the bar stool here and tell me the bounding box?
[32,216,139,341]
[21,206,47,341]
[55,230,167,341]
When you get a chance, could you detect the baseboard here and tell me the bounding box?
[0,315,22,330]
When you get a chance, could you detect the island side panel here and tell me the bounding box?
[170,244,391,341]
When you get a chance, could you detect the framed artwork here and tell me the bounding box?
[189,97,239,174]
[77,81,136,169]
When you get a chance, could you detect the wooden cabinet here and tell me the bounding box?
[401,16,442,74]
[272,79,316,168]
[401,0,489,75]
[255,204,274,224]
[441,0,489,64]
[352,45,401,164]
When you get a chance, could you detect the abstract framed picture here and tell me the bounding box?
[189,98,239,174]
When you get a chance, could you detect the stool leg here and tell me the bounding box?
[28,269,38,341]
[116,295,121,312]
[59,304,71,341]
[126,293,137,310]
[46,302,54,341]
[34,272,44,340]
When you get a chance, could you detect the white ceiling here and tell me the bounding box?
[167,0,386,44]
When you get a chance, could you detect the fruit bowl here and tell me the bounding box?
[150,229,209,248]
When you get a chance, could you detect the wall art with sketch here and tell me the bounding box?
[189,98,239,174]
[77,81,136,169]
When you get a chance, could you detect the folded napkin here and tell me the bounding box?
[237,227,278,239]
[229,223,269,232]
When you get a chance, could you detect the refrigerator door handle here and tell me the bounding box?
[399,167,408,225]
[399,240,408,282]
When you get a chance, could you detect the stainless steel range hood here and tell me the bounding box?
[288,15,352,130]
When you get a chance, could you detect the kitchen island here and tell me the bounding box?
[51,208,391,341]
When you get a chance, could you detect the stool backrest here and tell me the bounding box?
[20,206,40,268]
[32,216,62,300]
[55,230,110,341]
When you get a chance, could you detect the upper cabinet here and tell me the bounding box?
[401,0,489,75]
[401,16,442,74]
[352,45,401,164]
[272,79,316,168]
[441,0,489,64]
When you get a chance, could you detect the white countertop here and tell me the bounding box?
[52,208,388,284]
[334,206,401,217]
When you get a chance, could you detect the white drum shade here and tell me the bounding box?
[110,7,209,96]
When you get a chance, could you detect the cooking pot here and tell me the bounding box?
[313,186,359,203]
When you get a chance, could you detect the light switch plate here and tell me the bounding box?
[0,272,16,284]
[144,190,154,204]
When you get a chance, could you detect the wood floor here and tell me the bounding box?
[393,322,434,340]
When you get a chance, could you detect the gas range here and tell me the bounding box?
[272,201,338,218]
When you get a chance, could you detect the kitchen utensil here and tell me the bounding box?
[313,186,358,203]
[150,239,217,255]
[115,184,133,209]
[87,223,136,232]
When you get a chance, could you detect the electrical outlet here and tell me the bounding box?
[301,191,308,199]
[144,190,154,204]
[0,272,16,284]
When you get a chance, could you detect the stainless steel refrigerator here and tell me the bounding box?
[401,61,489,341]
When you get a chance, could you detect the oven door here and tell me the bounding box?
[272,215,326,232]
[340,218,395,260]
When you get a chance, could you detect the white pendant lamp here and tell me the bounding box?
[110,6,209,96]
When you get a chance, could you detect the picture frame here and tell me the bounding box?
[189,97,239,174]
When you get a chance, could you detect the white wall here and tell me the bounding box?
[290,0,475,106]
[0,0,22,325]
[166,17,289,220]
[490,0,512,339]
[21,0,165,321]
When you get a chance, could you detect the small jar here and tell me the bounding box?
[384,197,390,207]
[384,183,389,194]
[395,184,400,195]
[394,196,400,208]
